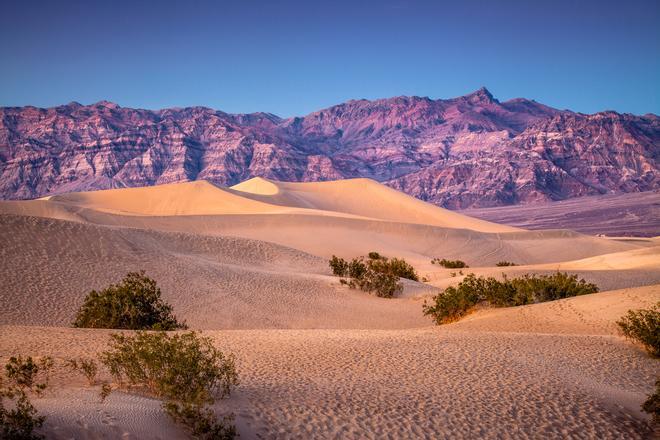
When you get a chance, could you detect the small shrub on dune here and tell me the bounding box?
[616,302,660,357]
[495,261,517,267]
[73,271,186,330]
[100,331,238,439]
[422,275,483,324]
[348,258,367,280]
[329,256,349,277]
[431,258,469,269]
[0,356,53,440]
[329,253,418,298]
[507,272,599,303]
[350,269,402,299]
[423,272,599,325]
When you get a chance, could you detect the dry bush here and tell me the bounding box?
[73,271,186,330]
[100,331,238,439]
[0,356,53,440]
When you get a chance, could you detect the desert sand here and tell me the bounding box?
[1,178,659,439]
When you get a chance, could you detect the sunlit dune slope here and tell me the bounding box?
[46,180,288,216]
[63,212,649,266]
[0,214,432,329]
[230,177,519,232]
[449,284,660,335]
[1,178,516,233]
[1,285,659,439]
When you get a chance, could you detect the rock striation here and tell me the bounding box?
[1,88,657,208]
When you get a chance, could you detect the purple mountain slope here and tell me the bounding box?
[1,88,657,208]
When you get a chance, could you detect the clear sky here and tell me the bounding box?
[1,0,658,116]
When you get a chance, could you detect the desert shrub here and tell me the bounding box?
[496,261,517,267]
[423,275,483,323]
[424,272,599,325]
[348,258,367,280]
[0,356,53,440]
[101,331,237,404]
[382,258,419,281]
[350,269,403,299]
[329,256,349,276]
[431,258,469,269]
[100,331,238,438]
[642,378,659,424]
[331,254,418,282]
[616,302,660,357]
[65,358,98,385]
[73,271,186,330]
[507,272,598,303]
[330,254,417,298]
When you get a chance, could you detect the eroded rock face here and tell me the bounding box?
[1,88,658,208]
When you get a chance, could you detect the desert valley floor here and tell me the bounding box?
[0,178,659,439]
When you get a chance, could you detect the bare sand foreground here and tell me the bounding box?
[1,178,659,439]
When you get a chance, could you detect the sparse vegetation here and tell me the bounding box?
[616,302,660,357]
[100,331,238,439]
[73,271,187,330]
[329,253,419,298]
[431,258,469,269]
[0,356,53,440]
[329,256,349,277]
[65,358,98,385]
[423,272,599,324]
[496,261,517,267]
[642,378,659,424]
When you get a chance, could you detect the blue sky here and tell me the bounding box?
[1,0,658,116]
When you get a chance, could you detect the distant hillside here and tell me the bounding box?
[1,88,658,208]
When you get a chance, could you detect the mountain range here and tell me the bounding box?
[1,87,657,208]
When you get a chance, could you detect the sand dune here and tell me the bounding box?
[0,214,433,329]
[2,177,517,232]
[1,178,659,439]
[231,177,519,232]
[1,287,659,439]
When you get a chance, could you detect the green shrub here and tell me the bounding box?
[431,258,469,269]
[381,258,419,281]
[73,271,186,330]
[616,302,660,357]
[331,254,418,282]
[101,331,238,439]
[507,272,599,303]
[349,269,403,299]
[330,254,417,298]
[424,272,599,325]
[0,356,53,440]
[642,378,659,424]
[101,331,237,404]
[495,261,517,266]
[422,276,482,323]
